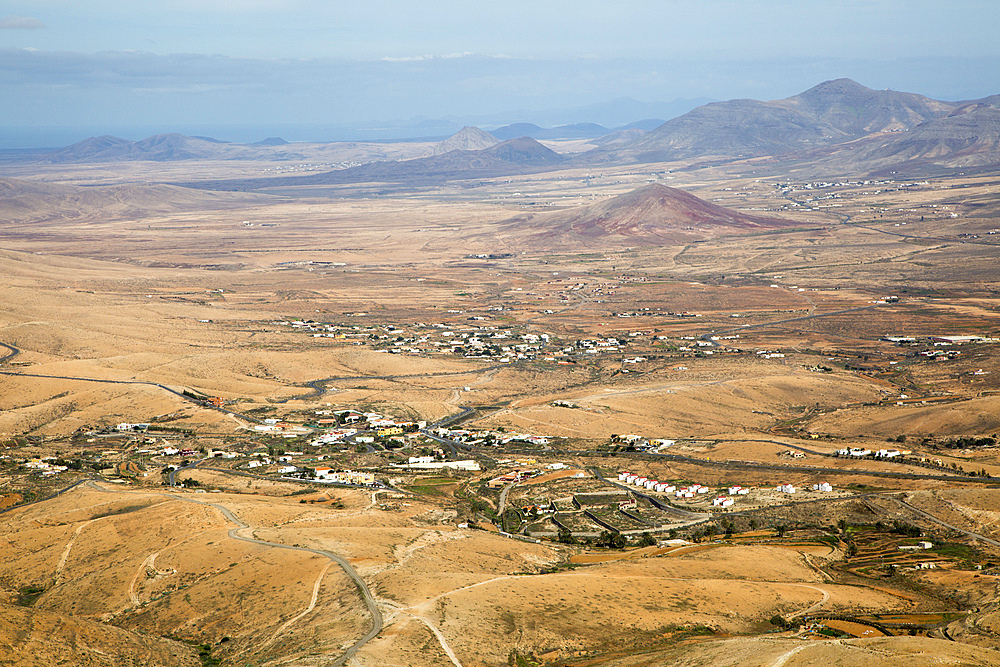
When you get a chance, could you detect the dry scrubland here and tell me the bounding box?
[2,150,1000,665]
[7,480,994,667]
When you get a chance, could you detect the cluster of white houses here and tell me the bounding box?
[277,318,554,363]
[618,473,775,507]
[22,459,69,476]
[313,468,376,485]
[836,447,906,458]
[618,472,720,499]
[434,428,551,447]
[617,435,675,451]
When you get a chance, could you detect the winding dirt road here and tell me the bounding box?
[83,481,382,666]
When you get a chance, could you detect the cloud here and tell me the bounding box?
[381,52,501,63]
[2,47,999,133]
[0,15,45,29]
[381,55,433,62]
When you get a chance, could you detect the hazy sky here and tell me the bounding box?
[2,1,1000,145]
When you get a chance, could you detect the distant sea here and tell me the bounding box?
[0,122,468,151]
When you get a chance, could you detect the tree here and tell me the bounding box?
[556,527,577,545]
[597,531,627,549]
[775,524,788,538]
[637,533,656,547]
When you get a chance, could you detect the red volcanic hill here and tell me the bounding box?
[483,183,799,250]
[562,183,793,237]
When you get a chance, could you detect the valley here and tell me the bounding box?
[3,79,1000,666]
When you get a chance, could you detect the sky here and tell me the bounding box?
[2,0,1000,146]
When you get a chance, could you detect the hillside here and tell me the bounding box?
[0,177,267,223]
[484,183,798,249]
[189,137,567,190]
[822,105,1000,174]
[41,133,261,162]
[430,126,499,154]
[780,78,954,136]
[0,603,198,667]
[579,79,988,173]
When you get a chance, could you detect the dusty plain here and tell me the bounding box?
[3,140,1000,667]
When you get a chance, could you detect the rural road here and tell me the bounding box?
[0,339,263,425]
[216,506,383,667]
[0,341,19,364]
[83,481,383,666]
[168,456,207,486]
[889,496,1000,548]
[699,302,880,347]
[590,468,710,521]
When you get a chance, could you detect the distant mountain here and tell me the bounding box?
[43,133,260,163]
[188,137,567,190]
[615,119,666,131]
[590,128,647,147]
[582,79,959,165]
[807,104,1000,176]
[484,137,564,164]
[557,183,795,236]
[431,126,499,155]
[251,137,289,146]
[490,122,611,141]
[490,123,546,140]
[485,183,798,249]
[0,177,262,223]
[784,78,953,135]
[511,96,715,129]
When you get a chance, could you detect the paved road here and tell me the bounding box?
[0,366,262,424]
[491,444,989,484]
[209,503,383,666]
[699,303,880,347]
[167,457,206,486]
[0,341,19,364]
[275,370,504,404]
[889,496,1000,548]
[0,476,91,515]
[498,482,514,515]
[590,468,710,521]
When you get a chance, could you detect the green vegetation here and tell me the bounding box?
[816,626,849,638]
[197,644,221,667]
[596,530,628,549]
[942,436,996,448]
[769,614,792,629]
[405,476,457,496]
[932,543,976,560]
[556,527,577,544]
[16,585,45,606]
[501,508,524,533]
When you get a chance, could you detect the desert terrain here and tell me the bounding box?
[4,80,1000,665]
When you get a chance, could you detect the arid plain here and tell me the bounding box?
[5,87,1000,666]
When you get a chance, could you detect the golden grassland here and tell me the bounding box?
[8,479,1000,667]
[3,157,1000,665]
